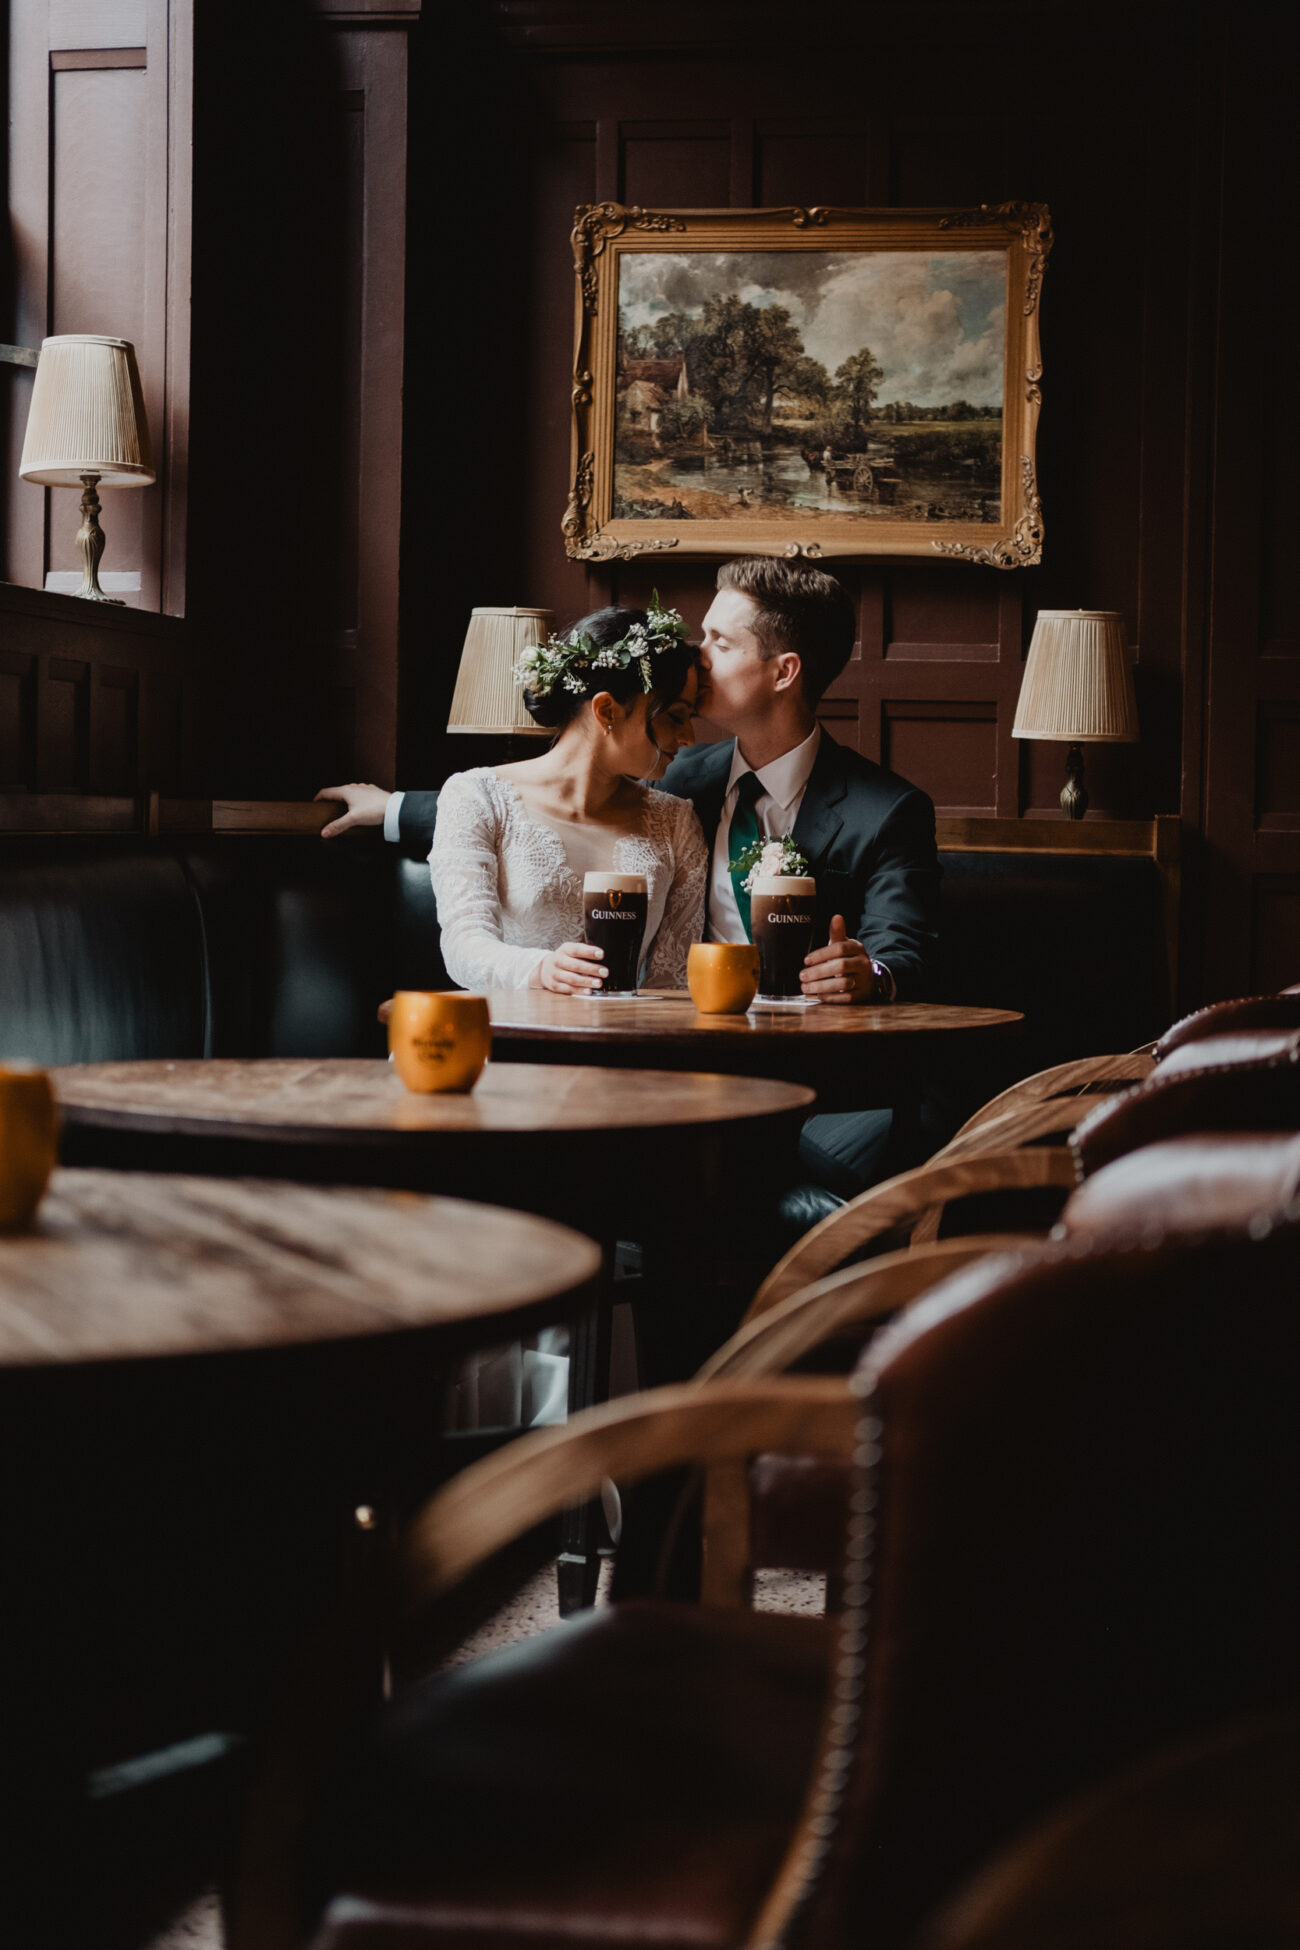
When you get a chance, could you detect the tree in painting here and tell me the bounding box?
[613,248,1006,526]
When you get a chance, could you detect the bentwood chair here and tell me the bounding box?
[748,1023,1300,1315]
[691,1128,1300,1608]
[925,977,1300,1161]
[247,1141,1300,1950]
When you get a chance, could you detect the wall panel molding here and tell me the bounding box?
[4,0,191,616]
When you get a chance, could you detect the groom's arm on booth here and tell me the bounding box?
[316,784,440,855]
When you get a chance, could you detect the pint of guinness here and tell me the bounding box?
[582,871,648,996]
[750,873,816,1001]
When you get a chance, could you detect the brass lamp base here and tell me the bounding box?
[1060,741,1088,819]
[74,473,125,605]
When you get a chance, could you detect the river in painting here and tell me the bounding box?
[615,435,1001,525]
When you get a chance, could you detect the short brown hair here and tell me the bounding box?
[716,558,856,704]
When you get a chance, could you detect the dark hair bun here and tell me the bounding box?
[522,686,569,730]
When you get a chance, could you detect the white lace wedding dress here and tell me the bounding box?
[429,767,707,1429]
[430,767,707,991]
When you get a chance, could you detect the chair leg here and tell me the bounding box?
[557,1293,613,1615]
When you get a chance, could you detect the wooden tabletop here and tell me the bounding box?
[479,991,1024,1105]
[0,1168,601,1366]
[485,990,1023,1044]
[50,1056,814,1139]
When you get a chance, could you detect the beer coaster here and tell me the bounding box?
[749,995,821,1010]
[580,990,664,1001]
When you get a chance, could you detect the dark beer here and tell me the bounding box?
[582,872,648,996]
[750,874,816,1000]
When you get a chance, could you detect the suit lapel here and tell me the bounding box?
[792,730,847,871]
[688,739,734,853]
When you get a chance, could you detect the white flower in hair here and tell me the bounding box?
[511,594,691,699]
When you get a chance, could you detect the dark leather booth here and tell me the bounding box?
[932,847,1169,1076]
[0,834,448,1068]
[0,827,1167,1082]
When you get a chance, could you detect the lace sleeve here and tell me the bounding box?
[429,773,547,991]
[645,794,708,988]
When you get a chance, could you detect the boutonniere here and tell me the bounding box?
[731,833,810,894]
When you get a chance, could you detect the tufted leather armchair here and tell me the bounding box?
[264,1133,1300,1950]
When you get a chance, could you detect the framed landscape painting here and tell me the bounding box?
[564,203,1052,569]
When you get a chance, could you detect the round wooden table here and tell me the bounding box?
[481,990,1025,1106]
[0,1169,599,1946]
[0,1166,601,1366]
[51,1056,815,1238]
[51,1057,815,1611]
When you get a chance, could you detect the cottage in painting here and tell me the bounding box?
[615,348,701,446]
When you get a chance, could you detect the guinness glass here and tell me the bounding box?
[750,874,816,1001]
[582,872,648,997]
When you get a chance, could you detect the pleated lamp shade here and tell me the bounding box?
[448,607,555,736]
[19,335,155,487]
[1012,610,1138,743]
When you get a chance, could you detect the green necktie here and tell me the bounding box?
[727,769,765,941]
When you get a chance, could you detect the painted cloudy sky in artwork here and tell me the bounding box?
[618,249,1007,407]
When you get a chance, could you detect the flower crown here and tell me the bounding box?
[513,596,690,701]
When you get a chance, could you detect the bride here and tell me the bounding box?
[426,601,706,1432]
[432,599,707,994]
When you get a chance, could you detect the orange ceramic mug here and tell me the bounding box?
[687,942,761,1015]
[388,991,491,1094]
[0,1063,59,1229]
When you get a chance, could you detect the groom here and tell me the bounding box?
[318,557,940,1197]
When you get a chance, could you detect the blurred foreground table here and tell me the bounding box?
[0,1169,599,1946]
[53,1058,815,1610]
[482,990,1024,1105]
[52,1056,813,1237]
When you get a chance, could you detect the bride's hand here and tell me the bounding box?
[533,943,607,993]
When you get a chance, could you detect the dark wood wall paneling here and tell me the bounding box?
[417,1,1296,999]
[2,0,1296,1002]
[0,0,193,799]
[421,10,1195,831]
[186,0,417,796]
[0,582,191,794]
[4,0,188,611]
[1,0,417,804]
[1200,9,1300,998]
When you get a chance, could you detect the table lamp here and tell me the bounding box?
[447,607,555,736]
[18,334,155,605]
[1012,609,1138,818]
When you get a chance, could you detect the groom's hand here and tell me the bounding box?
[315,782,390,838]
[801,912,876,1002]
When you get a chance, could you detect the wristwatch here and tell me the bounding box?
[867,959,894,1001]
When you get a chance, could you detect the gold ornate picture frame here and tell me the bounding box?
[564,202,1051,569]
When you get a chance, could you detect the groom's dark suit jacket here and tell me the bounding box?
[397,730,941,1000]
[657,732,940,1000]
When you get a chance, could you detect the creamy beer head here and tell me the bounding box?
[582,872,647,894]
[582,872,649,994]
[750,874,816,999]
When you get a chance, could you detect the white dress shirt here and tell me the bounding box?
[390,739,894,991]
[706,726,822,944]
